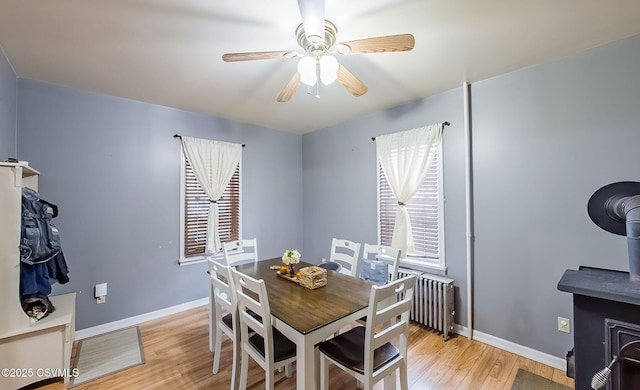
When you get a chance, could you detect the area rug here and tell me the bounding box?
[69,326,145,387]
[511,369,572,390]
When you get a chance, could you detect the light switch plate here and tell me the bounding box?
[95,283,107,298]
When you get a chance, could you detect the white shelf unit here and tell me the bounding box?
[0,163,76,389]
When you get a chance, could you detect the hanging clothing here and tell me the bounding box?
[18,188,69,320]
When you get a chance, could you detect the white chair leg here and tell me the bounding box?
[239,348,249,390]
[212,327,222,374]
[208,290,214,352]
[400,363,408,390]
[356,380,363,389]
[266,366,274,390]
[285,362,292,378]
[230,339,241,390]
[362,379,376,390]
[383,372,396,390]
[320,356,329,390]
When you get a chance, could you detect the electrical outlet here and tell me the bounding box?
[558,316,570,333]
[96,296,106,304]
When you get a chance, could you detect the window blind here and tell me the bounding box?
[183,159,240,257]
[378,148,440,259]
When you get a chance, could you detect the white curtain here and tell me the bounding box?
[181,136,242,253]
[376,123,443,255]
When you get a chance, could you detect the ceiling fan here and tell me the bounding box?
[221,0,415,102]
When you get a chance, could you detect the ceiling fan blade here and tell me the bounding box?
[337,64,368,97]
[297,0,325,44]
[337,34,415,55]
[222,50,296,62]
[277,72,301,102]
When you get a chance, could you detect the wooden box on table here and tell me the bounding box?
[298,266,327,290]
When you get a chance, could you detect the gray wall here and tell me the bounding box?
[301,89,468,326]
[471,34,640,358]
[302,33,640,359]
[16,80,303,330]
[0,47,16,160]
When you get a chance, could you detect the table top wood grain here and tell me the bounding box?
[236,258,372,335]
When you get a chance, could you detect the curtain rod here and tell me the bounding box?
[370,121,450,141]
[173,134,246,147]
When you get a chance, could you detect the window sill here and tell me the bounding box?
[179,252,224,266]
[400,257,447,275]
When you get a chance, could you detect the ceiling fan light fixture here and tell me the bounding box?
[298,56,317,86]
[319,55,339,85]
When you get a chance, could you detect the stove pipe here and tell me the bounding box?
[588,182,640,282]
[625,195,640,281]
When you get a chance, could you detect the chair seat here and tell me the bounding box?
[248,328,297,362]
[317,326,399,375]
[221,310,262,330]
[318,261,342,272]
[221,313,233,329]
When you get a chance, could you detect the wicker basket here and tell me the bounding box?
[298,266,327,290]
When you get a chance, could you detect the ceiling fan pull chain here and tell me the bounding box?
[315,59,321,98]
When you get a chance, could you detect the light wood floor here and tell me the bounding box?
[30,306,574,390]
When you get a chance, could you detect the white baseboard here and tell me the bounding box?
[454,323,470,338]
[75,297,209,340]
[452,324,566,371]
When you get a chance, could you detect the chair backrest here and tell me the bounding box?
[230,268,274,363]
[364,275,416,375]
[209,260,236,330]
[329,238,361,277]
[361,244,402,283]
[223,239,258,267]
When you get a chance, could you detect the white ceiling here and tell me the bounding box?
[1,0,639,134]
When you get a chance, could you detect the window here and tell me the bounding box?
[378,141,445,270]
[180,153,241,264]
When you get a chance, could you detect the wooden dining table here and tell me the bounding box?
[234,257,372,390]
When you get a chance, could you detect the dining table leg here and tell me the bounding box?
[279,308,369,389]
[297,338,318,390]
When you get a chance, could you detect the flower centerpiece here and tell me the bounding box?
[282,249,301,276]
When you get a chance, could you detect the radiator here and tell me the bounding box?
[396,268,455,340]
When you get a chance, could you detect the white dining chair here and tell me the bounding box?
[360,244,402,285]
[357,244,403,329]
[318,275,417,390]
[230,268,297,390]
[222,238,258,266]
[327,238,362,277]
[213,238,257,353]
[209,260,241,389]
